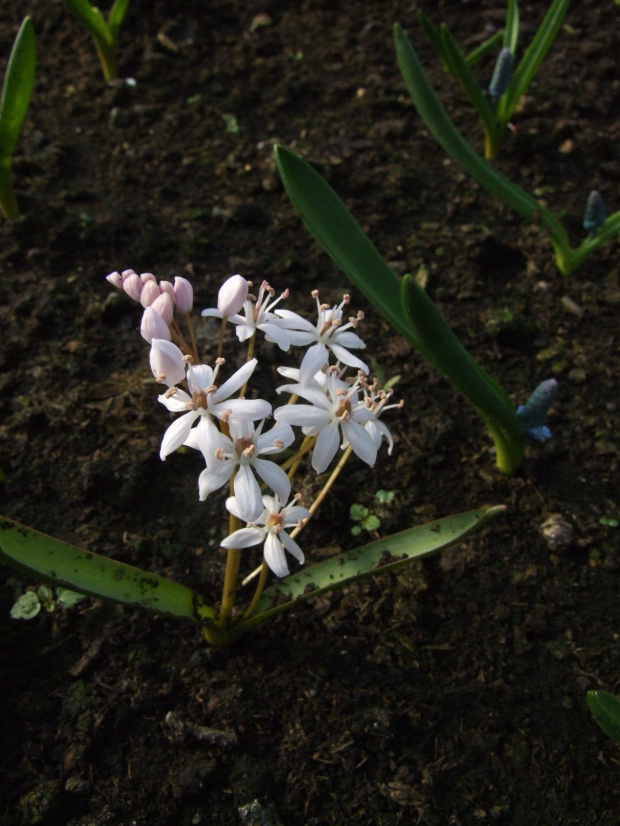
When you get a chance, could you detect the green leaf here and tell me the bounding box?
[62,0,111,45]
[237,505,505,631]
[587,690,620,744]
[504,0,570,122]
[0,517,218,626]
[362,514,381,531]
[393,23,574,272]
[10,591,41,620]
[350,504,369,521]
[503,0,520,56]
[0,17,36,159]
[108,0,131,43]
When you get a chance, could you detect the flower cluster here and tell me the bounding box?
[106,268,194,342]
[106,271,402,578]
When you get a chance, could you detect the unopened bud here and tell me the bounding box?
[151,292,174,325]
[140,279,161,308]
[106,271,123,289]
[140,272,157,284]
[489,47,512,102]
[217,274,248,316]
[583,190,606,233]
[174,276,194,313]
[123,272,143,302]
[159,280,175,301]
[149,339,186,387]
[517,378,558,442]
[141,306,171,343]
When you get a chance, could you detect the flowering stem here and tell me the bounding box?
[184,313,199,362]
[290,446,353,540]
[219,471,242,628]
[242,560,269,619]
[217,317,227,359]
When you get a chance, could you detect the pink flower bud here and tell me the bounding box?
[151,292,174,325]
[140,279,161,308]
[149,339,186,386]
[141,306,171,343]
[106,271,123,289]
[123,273,143,302]
[159,280,175,302]
[140,272,157,284]
[174,276,194,313]
[121,269,137,280]
[217,274,248,317]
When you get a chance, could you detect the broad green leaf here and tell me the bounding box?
[0,517,218,625]
[587,690,620,744]
[0,17,36,158]
[274,144,414,349]
[237,505,505,631]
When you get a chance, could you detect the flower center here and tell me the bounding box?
[266,512,283,532]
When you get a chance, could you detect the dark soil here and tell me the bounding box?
[1,0,619,824]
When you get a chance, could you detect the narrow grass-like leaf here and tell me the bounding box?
[0,17,36,220]
[0,516,218,625]
[587,690,620,744]
[438,24,496,147]
[236,505,505,632]
[505,0,570,120]
[393,23,578,272]
[503,0,519,56]
[108,0,131,42]
[464,30,504,69]
[63,0,111,45]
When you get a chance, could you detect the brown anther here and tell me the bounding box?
[273,439,284,448]
[182,354,193,363]
[311,289,319,298]
[155,372,166,383]
[243,444,256,458]
[342,294,350,303]
[215,447,225,461]
[205,384,217,394]
[357,311,365,321]
[280,288,290,299]
[336,399,352,419]
[164,387,178,398]
[215,357,226,366]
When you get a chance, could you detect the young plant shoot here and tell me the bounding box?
[417,0,571,158]
[274,145,556,476]
[393,22,620,275]
[0,271,504,647]
[0,17,36,220]
[62,0,131,81]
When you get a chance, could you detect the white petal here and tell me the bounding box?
[197,462,233,500]
[280,531,305,565]
[255,421,295,452]
[282,505,311,526]
[221,527,266,549]
[252,458,291,502]
[328,343,368,373]
[160,412,199,459]
[274,404,330,428]
[331,330,366,349]
[189,364,214,392]
[213,358,258,402]
[234,464,264,522]
[312,422,340,472]
[220,398,271,421]
[300,343,329,384]
[158,389,192,413]
[274,309,315,332]
[343,418,378,466]
[263,533,289,578]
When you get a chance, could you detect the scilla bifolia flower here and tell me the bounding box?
[516,379,558,443]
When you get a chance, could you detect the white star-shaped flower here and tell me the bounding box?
[202,280,293,351]
[187,419,294,522]
[275,291,368,383]
[274,370,376,473]
[221,494,311,578]
[158,357,270,460]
